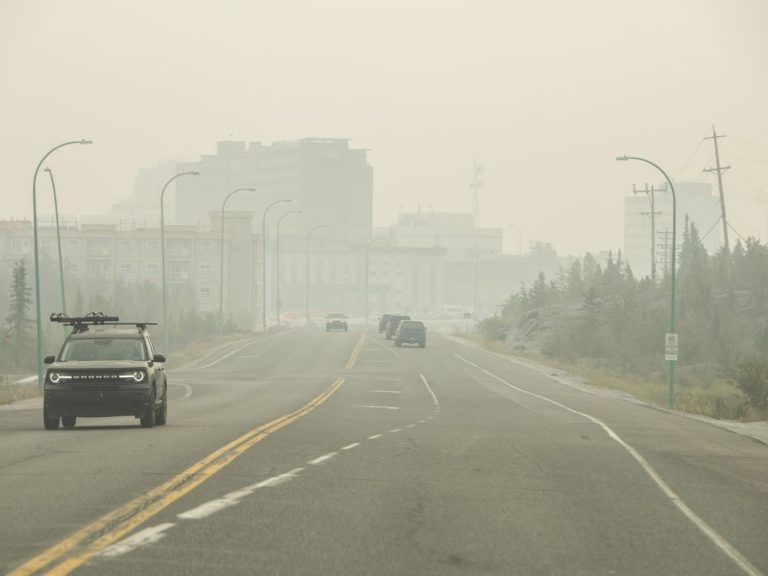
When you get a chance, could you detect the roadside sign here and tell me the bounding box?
[665,333,679,362]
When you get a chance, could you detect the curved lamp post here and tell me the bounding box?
[364,237,388,327]
[473,249,495,323]
[261,199,292,331]
[275,210,302,327]
[617,155,677,408]
[305,224,329,326]
[32,139,91,390]
[160,171,199,353]
[218,187,257,328]
[43,167,67,316]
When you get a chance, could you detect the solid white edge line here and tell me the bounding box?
[419,374,440,407]
[341,443,360,450]
[99,523,175,558]
[168,382,192,401]
[308,452,337,466]
[454,352,763,576]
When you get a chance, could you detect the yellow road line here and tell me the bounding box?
[345,330,368,370]
[10,377,345,576]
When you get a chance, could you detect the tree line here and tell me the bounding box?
[1,256,231,373]
[479,220,768,414]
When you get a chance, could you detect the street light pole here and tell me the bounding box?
[261,199,292,331]
[275,210,302,328]
[160,171,199,353]
[306,224,329,326]
[473,250,495,323]
[219,187,256,329]
[32,139,91,390]
[617,155,677,408]
[43,167,67,316]
[364,237,387,327]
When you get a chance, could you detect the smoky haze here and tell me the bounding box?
[1,0,767,255]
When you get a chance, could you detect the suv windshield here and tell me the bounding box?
[399,321,424,330]
[60,338,147,362]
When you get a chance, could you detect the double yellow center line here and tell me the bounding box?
[11,330,367,576]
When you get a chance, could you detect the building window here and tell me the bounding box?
[119,262,133,276]
[86,238,111,257]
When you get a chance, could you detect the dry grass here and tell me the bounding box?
[479,339,765,422]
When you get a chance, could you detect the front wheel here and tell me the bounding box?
[61,416,77,428]
[140,388,157,428]
[43,406,60,430]
[155,387,168,426]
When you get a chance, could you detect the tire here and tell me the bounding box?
[155,387,168,426]
[140,388,157,428]
[43,406,60,430]
[61,416,77,428]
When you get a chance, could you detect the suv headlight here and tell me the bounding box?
[118,370,146,383]
[48,372,72,384]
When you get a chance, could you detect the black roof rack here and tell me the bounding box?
[49,313,157,333]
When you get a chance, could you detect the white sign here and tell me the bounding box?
[665,333,679,361]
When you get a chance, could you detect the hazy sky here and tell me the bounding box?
[2,0,767,256]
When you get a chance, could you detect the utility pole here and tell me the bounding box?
[470,161,485,227]
[658,227,670,281]
[633,183,664,284]
[704,125,731,286]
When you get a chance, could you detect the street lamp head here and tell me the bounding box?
[44,167,51,173]
[79,140,93,145]
[615,155,630,161]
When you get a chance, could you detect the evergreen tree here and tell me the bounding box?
[5,259,34,369]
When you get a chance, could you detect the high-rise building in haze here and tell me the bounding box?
[623,181,721,279]
[174,139,373,241]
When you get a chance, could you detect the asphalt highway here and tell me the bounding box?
[1,328,767,575]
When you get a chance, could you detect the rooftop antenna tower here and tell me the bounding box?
[470,161,485,227]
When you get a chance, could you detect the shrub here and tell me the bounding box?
[734,356,768,410]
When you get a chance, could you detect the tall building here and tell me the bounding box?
[375,210,503,262]
[174,139,373,242]
[624,181,721,279]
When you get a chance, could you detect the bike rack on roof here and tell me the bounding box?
[49,312,157,333]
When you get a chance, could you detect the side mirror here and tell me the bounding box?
[153,354,166,363]
[44,355,56,364]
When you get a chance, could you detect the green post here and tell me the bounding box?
[617,155,677,408]
[160,171,199,354]
[43,168,67,316]
[32,140,92,391]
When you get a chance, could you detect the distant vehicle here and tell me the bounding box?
[326,312,348,332]
[378,314,393,333]
[394,320,427,348]
[385,315,410,340]
[43,313,168,430]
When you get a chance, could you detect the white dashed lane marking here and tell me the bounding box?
[341,443,360,450]
[308,452,337,466]
[368,434,383,440]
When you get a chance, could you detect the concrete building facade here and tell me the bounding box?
[623,181,721,279]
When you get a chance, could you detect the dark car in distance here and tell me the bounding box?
[326,313,348,332]
[378,314,393,333]
[385,315,410,340]
[394,320,427,348]
[43,314,168,430]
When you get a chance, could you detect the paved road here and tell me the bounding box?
[2,328,767,575]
